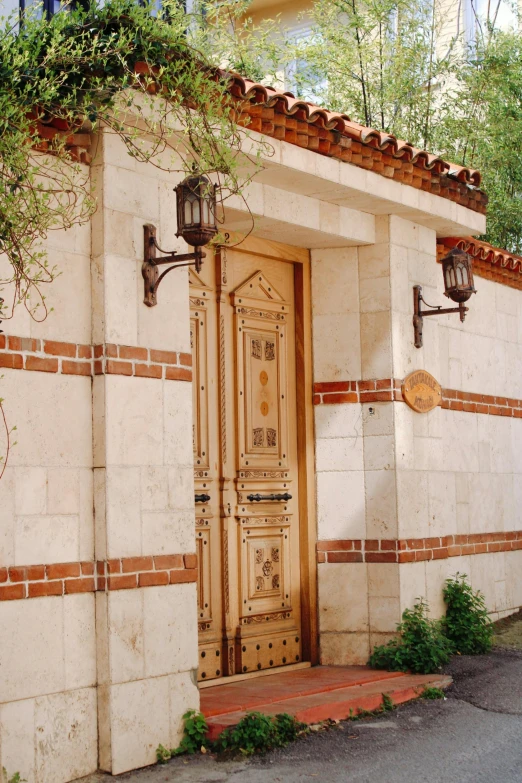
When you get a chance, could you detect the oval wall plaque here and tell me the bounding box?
[402,370,442,413]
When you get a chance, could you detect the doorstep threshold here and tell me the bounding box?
[199,661,311,689]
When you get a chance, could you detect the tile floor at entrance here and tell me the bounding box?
[201,666,452,739]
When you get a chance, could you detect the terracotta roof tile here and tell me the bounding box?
[29,65,486,214]
[227,72,485,213]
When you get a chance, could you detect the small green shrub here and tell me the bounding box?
[421,686,445,700]
[215,711,306,755]
[157,709,210,762]
[369,598,453,674]
[443,573,493,655]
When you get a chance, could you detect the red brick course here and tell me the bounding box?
[313,378,522,418]
[0,554,198,601]
[317,531,522,564]
[0,338,192,382]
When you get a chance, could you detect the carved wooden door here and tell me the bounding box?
[191,242,303,682]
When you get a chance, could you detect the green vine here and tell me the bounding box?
[0,0,267,322]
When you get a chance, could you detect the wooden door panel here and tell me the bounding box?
[190,267,224,682]
[193,244,305,681]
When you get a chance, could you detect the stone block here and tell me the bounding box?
[315,437,363,473]
[34,687,97,783]
[364,469,397,539]
[105,466,142,558]
[143,584,198,678]
[63,593,97,692]
[369,596,401,633]
[314,403,363,440]
[0,597,64,702]
[163,381,194,468]
[310,247,359,316]
[312,313,362,382]
[15,514,80,566]
[104,676,170,775]
[360,310,392,379]
[320,632,370,666]
[105,375,163,466]
[318,563,368,633]
[368,563,400,598]
[316,471,365,540]
[108,589,145,684]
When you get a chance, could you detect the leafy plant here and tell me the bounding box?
[175,709,210,755]
[369,598,453,674]
[2,770,26,783]
[193,0,522,254]
[443,573,493,655]
[214,711,306,755]
[156,709,210,762]
[381,693,395,712]
[155,744,172,764]
[421,686,445,700]
[0,0,264,322]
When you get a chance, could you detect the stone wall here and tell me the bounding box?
[0,131,200,782]
[312,215,522,665]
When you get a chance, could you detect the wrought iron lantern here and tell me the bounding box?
[413,247,476,348]
[441,247,476,303]
[142,174,218,307]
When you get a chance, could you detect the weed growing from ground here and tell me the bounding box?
[156,709,210,762]
[2,771,25,783]
[215,712,306,755]
[369,599,453,674]
[443,573,494,655]
[421,686,445,700]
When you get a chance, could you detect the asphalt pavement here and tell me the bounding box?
[81,647,522,783]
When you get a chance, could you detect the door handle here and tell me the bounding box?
[246,493,292,502]
[195,493,211,503]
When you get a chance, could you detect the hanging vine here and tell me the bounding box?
[0,0,269,322]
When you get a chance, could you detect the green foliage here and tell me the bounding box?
[214,711,306,755]
[2,770,26,783]
[175,709,210,755]
[195,0,522,253]
[381,693,395,712]
[421,686,445,700]
[156,709,210,762]
[443,573,494,655]
[369,598,453,674]
[0,0,260,321]
[155,744,172,764]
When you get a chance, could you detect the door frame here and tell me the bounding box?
[216,234,318,667]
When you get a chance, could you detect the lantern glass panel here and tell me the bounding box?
[191,197,200,226]
[202,198,209,225]
[184,198,192,225]
[456,264,464,285]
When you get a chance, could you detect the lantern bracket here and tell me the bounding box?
[142,224,205,307]
[413,285,468,349]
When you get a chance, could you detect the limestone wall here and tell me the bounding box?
[0,131,200,782]
[312,215,522,665]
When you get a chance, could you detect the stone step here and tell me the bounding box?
[201,667,452,741]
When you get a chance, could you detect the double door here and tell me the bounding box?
[190,239,305,681]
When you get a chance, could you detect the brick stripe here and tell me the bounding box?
[0,337,192,382]
[313,379,522,418]
[0,554,197,601]
[317,532,522,564]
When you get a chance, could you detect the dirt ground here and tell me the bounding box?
[493,610,522,650]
